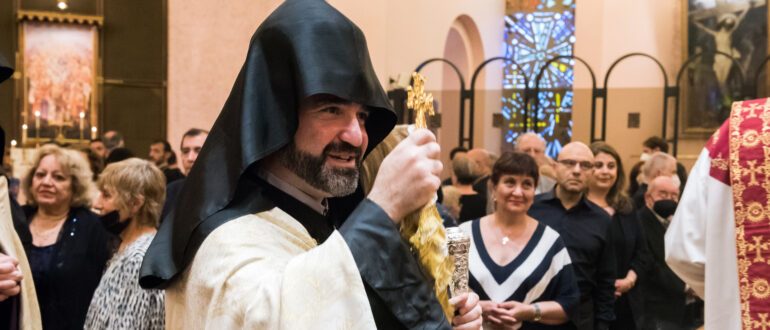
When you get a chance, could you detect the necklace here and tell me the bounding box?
[492,217,514,245]
[31,214,68,244]
[491,215,526,246]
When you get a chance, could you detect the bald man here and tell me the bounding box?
[632,152,678,209]
[637,176,700,330]
[528,142,616,330]
[515,133,557,193]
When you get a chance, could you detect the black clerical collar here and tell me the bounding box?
[256,171,334,243]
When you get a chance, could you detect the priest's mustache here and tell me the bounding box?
[322,141,362,163]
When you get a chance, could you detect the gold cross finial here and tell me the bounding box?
[407,72,434,129]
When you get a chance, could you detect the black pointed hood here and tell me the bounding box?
[1,53,11,158]
[140,0,396,288]
[0,54,11,84]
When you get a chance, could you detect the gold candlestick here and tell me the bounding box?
[91,126,97,140]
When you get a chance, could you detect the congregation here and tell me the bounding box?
[1,124,702,330]
[0,0,743,329]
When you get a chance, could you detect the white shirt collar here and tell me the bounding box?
[258,169,328,216]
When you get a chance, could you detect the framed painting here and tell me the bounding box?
[18,14,100,146]
[682,0,769,136]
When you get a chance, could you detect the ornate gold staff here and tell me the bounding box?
[405,72,468,319]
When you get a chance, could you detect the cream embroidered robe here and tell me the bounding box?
[0,177,42,330]
[164,207,376,329]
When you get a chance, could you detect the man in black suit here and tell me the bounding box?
[160,128,208,222]
[638,175,699,330]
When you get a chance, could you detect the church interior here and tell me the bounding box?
[2,0,768,329]
[3,0,764,176]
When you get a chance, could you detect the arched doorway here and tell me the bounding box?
[440,15,484,168]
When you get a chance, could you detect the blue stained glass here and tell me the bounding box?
[502,0,575,159]
[504,11,575,89]
[535,90,573,158]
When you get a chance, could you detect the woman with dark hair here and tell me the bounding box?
[587,142,651,330]
[461,152,579,329]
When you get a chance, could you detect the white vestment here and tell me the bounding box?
[665,148,741,330]
[0,177,42,330]
[165,207,376,329]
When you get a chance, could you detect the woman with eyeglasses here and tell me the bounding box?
[586,142,651,330]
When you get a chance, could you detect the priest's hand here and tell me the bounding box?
[368,128,442,223]
[450,292,483,330]
[0,253,22,302]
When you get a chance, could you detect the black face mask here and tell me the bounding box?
[653,199,678,218]
[100,210,130,236]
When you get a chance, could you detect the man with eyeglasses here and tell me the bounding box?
[528,142,616,330]
[638,175,702,330]
[632,152,679,209]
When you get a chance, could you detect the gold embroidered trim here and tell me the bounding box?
[729,99,770,329]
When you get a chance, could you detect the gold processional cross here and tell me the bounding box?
[407,72,434,129]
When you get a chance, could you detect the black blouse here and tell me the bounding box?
[609,210,651,330]
[22,206,115,330]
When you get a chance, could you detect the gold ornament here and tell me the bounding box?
[405,72,454,320]
[407,72,435,129]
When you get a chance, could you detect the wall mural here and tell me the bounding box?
[21,21,98,145]
[503,0,575,158]
[685,0,768,136]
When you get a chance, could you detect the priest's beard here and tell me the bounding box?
[280,141,362,197]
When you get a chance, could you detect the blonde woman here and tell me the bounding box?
[85,158,165,329]
[21,144,113,330]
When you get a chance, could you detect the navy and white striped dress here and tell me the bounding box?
[460,219,579,329]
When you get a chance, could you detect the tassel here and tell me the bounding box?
[401,203,454,320]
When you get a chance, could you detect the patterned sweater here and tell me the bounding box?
[85,233,164,330]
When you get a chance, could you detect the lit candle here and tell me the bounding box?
[79,112,85,142]
[34,111,41,141]
[10,140,16,170]
[22,124,28,145]
[91,126,97,140]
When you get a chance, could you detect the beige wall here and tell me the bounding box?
[168,0,708,173]
[167,0,504,174]
[167,0,282,151]
[574,0,706,171]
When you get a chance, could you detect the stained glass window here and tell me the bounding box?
[502,0,575,158]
